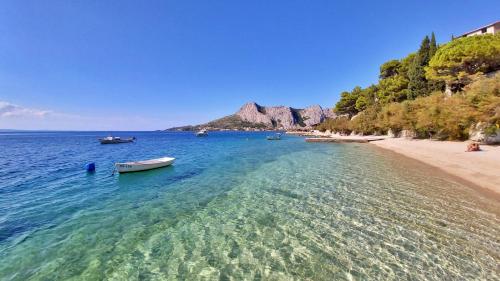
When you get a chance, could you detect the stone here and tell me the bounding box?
[469,122,500,144]
[400,130,416,139]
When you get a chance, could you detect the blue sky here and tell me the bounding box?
[0,0,498,130]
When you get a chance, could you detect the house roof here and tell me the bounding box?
[459,20,500,37]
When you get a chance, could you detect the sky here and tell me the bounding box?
[0,0,498,130]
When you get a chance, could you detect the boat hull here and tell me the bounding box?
[115,157,175,173]
[100,139,134,144]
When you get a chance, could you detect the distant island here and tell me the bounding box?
[166,102,335,131]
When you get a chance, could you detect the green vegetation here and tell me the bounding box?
[168,115,269,131]
[426,34,500,91]
[205,115,269,130]
[319,34,500,141]
[335,87,362,115]
[408,35,432,99]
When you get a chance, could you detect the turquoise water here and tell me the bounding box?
[0,131,498,280]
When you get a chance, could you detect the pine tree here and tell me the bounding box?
[428,32,445,92]
[408,36,431,99]
[429,32,437,57]
[420,36,431,64]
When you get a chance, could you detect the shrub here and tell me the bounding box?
[316,116,351,134]
[350,106,380,135]
[377,102,409,134]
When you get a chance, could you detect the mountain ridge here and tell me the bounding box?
[167,102,335,131]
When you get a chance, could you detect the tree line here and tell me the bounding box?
[319,33,500,140]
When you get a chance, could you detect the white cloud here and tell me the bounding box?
[0,101,52,118]
[0,100,168,130]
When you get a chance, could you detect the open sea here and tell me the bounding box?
[0,131,498,280]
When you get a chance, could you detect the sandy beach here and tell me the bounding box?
[371,138,500,196]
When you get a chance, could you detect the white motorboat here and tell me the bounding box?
[196,129,208,137]
[99,136,136,144]
[115,157,175,173]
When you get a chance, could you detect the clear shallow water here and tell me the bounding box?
[0,131,498,280]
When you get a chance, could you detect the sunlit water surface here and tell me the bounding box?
[0,131,498,280]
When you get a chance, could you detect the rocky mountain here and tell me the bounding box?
[167,102,335,131]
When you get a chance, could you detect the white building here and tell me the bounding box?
[459,21,500,38]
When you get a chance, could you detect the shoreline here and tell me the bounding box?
[370,138,500,197]
[291,131,500,197]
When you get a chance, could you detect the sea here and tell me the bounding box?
[0,131,498,280]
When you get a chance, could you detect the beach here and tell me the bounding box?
[294,131,500,196]
[371,138,500,196]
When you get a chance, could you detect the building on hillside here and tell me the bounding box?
[458,21,500,38]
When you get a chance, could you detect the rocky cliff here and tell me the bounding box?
[167,102,335,131]
[236,102,335,130]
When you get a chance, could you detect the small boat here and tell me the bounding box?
[266,133,282,140]
[196,129,208,137]
[115,157,175,173]
[99,136,136,144]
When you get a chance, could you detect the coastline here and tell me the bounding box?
[291,131,500,197]
[371,138,500,197]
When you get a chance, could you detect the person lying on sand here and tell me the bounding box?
[466,142,481,152]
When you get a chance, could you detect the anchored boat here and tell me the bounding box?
[115,157,175,173]
[266,133,282,140]
[196,129,208,137]
[99,136,136,144]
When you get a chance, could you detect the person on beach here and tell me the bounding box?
[466,142,480,152]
